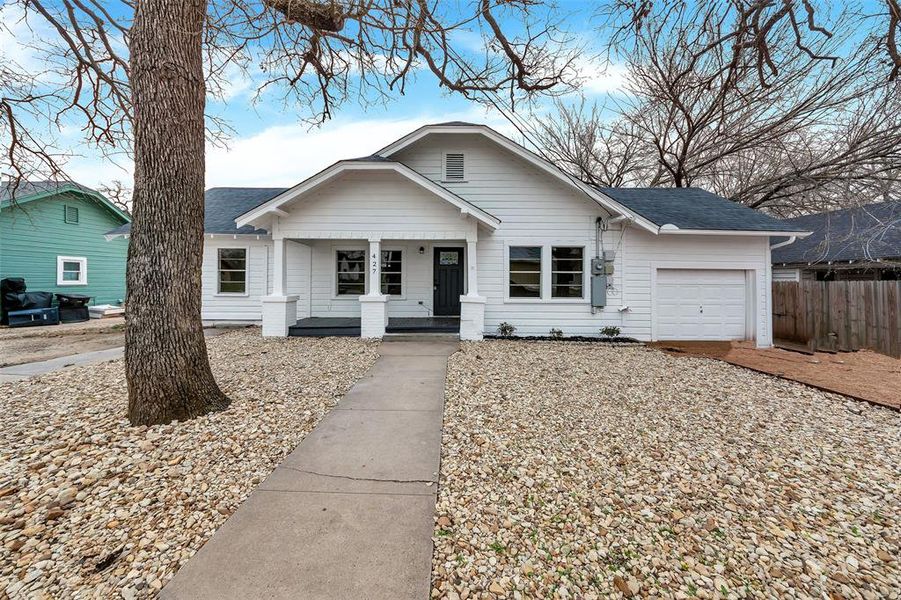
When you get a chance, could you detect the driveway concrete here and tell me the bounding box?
[0,327,232,382]
[161,339,457,600]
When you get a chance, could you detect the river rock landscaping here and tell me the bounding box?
[0,329,379,598]
[433,341,900,599]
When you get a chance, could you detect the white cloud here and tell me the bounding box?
[575,60,630,95]
[204,109,510,187]
[62,107,518,190]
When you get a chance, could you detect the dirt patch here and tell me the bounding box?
[651,341,901,410]
[0,318,125,367]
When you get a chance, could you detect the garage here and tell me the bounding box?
[655,269,749,340]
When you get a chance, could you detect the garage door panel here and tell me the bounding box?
[656,269,748,341]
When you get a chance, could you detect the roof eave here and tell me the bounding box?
[657,227,813,237]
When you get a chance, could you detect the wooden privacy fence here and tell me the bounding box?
[772,280,901,358]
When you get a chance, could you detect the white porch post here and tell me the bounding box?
[460,236,486,341]
[262,235,298,337]
[360,238,387,338]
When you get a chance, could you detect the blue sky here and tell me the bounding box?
[0,0,628,189]
[0,0,876,190]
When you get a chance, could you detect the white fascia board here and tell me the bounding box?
[658,228,813,237]
[378,124,659,233]
[235,160,500,230]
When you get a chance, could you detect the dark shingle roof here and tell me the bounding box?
[105,187,285,236]
[771,201,901,265]
[596,187,801,232]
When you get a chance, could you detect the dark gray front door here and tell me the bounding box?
[433,247,464,316]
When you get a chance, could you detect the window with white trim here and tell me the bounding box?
[57,256,87,285]
[336,250,366,296]
[509,246,542,298]
[443,152,465,181]
[217,248,247,294]
[381,250,402,296]
[551,247,584,298]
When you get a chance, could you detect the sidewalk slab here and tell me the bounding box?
[161,339,457,600]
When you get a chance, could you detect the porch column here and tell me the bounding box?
[262,237,298,337]
[460,238,486,341]
[360,238,387,338]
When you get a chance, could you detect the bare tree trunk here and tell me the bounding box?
[126,0,230,425]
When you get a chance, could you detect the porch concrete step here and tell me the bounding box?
[383,332,460,342]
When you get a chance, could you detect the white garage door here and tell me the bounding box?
[656,269,748,340]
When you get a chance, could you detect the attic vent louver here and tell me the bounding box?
[444,152,465,181]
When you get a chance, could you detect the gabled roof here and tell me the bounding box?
[377,123,660,233]
[235,158,501,230]
[106,187,280,238]
[597,187,807,233]
[772,201,901,265]
[2,180,131,224]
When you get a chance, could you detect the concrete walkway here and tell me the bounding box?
[0,328,231,383]
[161,339,457,600]
[0,347,124,382]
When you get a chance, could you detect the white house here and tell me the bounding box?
[107,122,808,344]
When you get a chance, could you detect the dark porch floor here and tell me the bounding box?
[288,317,459,337]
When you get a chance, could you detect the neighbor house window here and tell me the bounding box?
[57,256,87,285]
[64,205,79,224]
[443,152,465,181]
[381,250,402,296]
[336,250,366,296]
[509,246,542,298]
[217,248,246,294]
[551,247,584,298]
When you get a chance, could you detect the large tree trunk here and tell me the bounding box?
[126,0,230,425]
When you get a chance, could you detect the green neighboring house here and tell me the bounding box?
[0,181,130,305]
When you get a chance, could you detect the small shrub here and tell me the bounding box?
[497,322,516,337]
[600,325,621,338]
[549,328,563,339]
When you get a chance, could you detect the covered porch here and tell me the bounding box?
[288,316,461,337]
[232,158,499,341]
[262,235,488,340]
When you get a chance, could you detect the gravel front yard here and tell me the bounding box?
[0,329,379,598]
[434,341,900,599]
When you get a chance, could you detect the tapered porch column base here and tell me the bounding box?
[459,296,486,341]
[360,294,388,339]
[262,295,298,337]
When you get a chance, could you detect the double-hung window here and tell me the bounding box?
[381,250,402,296]
[218,248,247,294]
[336,250,366,296]
[509,246,542,298]
[551,247,584,298]
[57,256,87,285]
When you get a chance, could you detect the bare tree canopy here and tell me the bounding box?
[535,1,901,217]
[1,0,581,186]
[0,0,579,425]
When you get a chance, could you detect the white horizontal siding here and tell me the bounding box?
[201,238,309,322]
[277,171,471,239]
[395,132,626,336]
[620,230,771,345]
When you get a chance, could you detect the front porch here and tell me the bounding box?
[288,316,461,337]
